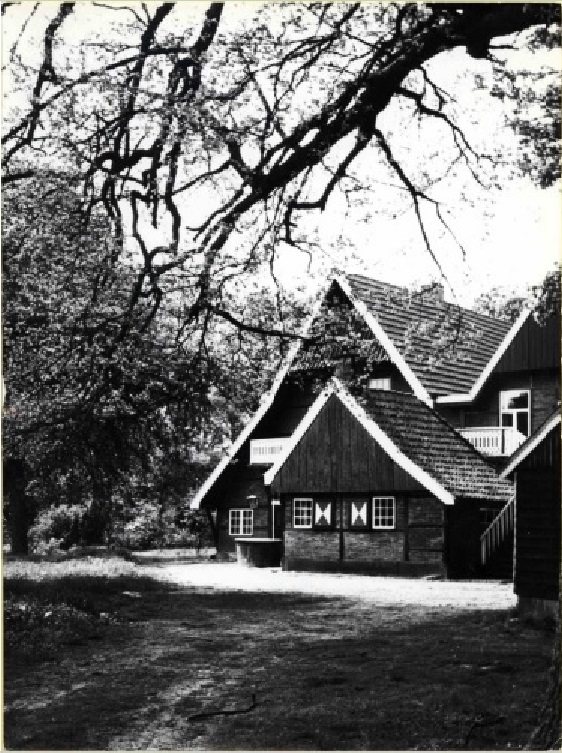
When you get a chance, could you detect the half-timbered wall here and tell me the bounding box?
[282,494,445,575]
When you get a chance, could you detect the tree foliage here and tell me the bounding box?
[473,264,560,323]
[2,170,306,551]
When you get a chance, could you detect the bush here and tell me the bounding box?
[28,498,214,553]
[29,503,88,553]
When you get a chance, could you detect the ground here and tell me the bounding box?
[4,555,557,750]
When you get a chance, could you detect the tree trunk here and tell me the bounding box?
[86,473,110,546]
[4,458,30,555]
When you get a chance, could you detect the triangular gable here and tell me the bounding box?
[264,379,455,504]
[191,271,425,509]
[500,408,561,479]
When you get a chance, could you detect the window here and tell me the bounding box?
[293,498,313,528]
[372,497,395,529]
[368,377,391,391]
[500,389,530,438]
[229,509,253,536]
[314,500,332,528]
[350,499,369,528]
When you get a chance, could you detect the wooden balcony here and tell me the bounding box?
[249,438,288,465]
[459,427,526,457]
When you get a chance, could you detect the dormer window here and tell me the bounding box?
[500,389,530,438]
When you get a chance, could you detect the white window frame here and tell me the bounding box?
[229,509,253,536]
[368,377,391,391]
[499,389,530,438]
[372,496,396,530]
[293,498,313,529]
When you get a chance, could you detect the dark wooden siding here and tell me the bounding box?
[271,395,426,496]
[445,371,559,436]
[252,380,317,439]
[495,314,560,374]
[210,464,270,554]
[445,498,482,578]
[515,426,561,601]
[206,380,318,554]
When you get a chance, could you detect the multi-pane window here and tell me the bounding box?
[500,389,530,438]
[229,509,253,536]
[293,498,313,528]
[372,497,395,529]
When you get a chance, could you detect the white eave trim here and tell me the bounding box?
[335,275,432,406]
[500,410,561,479]
[265,378,455,505]
[436,309,532,406]
[190,281,329,509]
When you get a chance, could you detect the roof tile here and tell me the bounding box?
[347,274,511,396]
[359,389,514,501]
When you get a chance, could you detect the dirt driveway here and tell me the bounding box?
[153,562,518,609]
[4,561,554,750]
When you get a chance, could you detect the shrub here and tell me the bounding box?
[29,503,88,553]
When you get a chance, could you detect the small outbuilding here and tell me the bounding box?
[264,379,514,577]
[501,408,561,618]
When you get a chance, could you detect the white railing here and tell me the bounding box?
[481,495,515,567]
[460,427,526,457]
[249,438,288,465]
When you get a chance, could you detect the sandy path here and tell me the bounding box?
[149,562,517,610]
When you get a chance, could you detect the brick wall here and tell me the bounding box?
[407,496,444,566]
[344,531,404,561]
[284,531,340,561]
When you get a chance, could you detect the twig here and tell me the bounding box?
[464,714,506,747]
[189,693,257,721]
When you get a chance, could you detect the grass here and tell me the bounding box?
[4,555,557,750]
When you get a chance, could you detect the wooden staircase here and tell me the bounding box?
[480,495,515,579]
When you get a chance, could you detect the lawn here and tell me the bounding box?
[4,555,556,750]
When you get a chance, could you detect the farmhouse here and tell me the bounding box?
[500,408,561,617]
[264,379,513,577]
[191,273,560,578]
